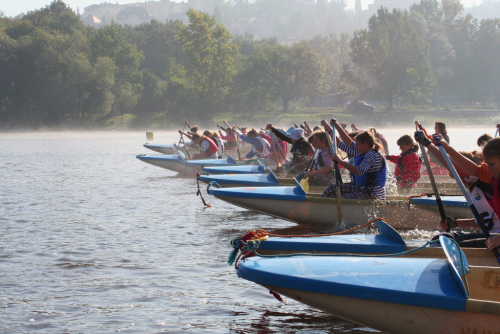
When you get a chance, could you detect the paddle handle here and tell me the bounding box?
[437,143,500,264]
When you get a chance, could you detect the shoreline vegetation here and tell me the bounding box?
[3,1,500,131]
[4,108,495,132]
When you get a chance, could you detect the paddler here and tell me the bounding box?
[267,124,314,174]
[179,131,219,159]
[322,119,387,200]
[295,130,336,186]
[233,128,271,160]
[414,132,500,250]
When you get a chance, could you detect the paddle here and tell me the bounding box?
[269,131,282,169]
[307,149,319,172]
[179,132,191,159]
[496,124,499,138]
[436,140,500,265]
[221,121,241,160]
[176,122,187,150]
[271,131,288,163]
[325,121,342,223]
[414,124,449,231]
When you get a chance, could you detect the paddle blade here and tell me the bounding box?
[300,177,310,193]
[146,131,154,141]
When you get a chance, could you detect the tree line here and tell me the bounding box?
[1,0,500,129]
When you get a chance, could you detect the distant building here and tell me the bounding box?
[81,14,102,27]
[116,6,152,25]
[367,0,417,12]
[233,17,274,39]
[464,1,500,21]
[81,0,189,27]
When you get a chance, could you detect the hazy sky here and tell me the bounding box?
[2,0,481,18]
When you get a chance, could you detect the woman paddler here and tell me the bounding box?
[321,119,387,200]
[267,124,314,174]
[179,131,219,159]
[295,130,336,186]
[386,135,422,189]
[219,127,238,150]
[234,128,271,160]
[204,130,224,157]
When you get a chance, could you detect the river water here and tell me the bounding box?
[0,126,490,333]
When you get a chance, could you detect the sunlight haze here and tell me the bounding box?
[1,0,484,18]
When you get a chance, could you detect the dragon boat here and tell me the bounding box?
[206,180,468,229]
[199,168,460,196]
[236,236,500,334]
[231,219,497,267]
[143,140,254,156]
[143,142,178,154]
[136,152,242,174]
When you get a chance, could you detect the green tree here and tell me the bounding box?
[241,41,329,111]
[347,7,435,110]
[89,24,144,113]
[176,9,239,120]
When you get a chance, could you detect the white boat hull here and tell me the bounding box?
[212,195,468,229]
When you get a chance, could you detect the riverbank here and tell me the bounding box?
[3,107,499,132]
[101,107,500,131]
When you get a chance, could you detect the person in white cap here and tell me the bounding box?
[267,124,314,174]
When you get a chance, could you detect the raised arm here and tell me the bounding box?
[432,135,479,176]
[322,119,353,146]
[414,131,476,176]
[179,130,193,140]
[267,124,292,144]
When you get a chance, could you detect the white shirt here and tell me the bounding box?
[200,140,218,159]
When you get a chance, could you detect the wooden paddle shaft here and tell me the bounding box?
[272,132,288,162]
[324,124,342,223]
[179,133,191,159]
[419,144,447,226]
[437,143,500,264]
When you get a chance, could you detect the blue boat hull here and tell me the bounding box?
[236,248,500,334]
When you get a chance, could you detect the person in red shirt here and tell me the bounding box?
[386,135,422,188]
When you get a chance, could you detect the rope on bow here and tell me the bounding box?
[196,172,212,208]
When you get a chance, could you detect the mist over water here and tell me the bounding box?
[0,126,493,333]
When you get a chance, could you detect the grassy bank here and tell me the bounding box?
[99,108,500,130]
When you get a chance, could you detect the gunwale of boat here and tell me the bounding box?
[257,245,497,267]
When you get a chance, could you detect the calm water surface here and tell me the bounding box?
[0,126,490,333]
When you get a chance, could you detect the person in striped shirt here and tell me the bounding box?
[321,119,387,200]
